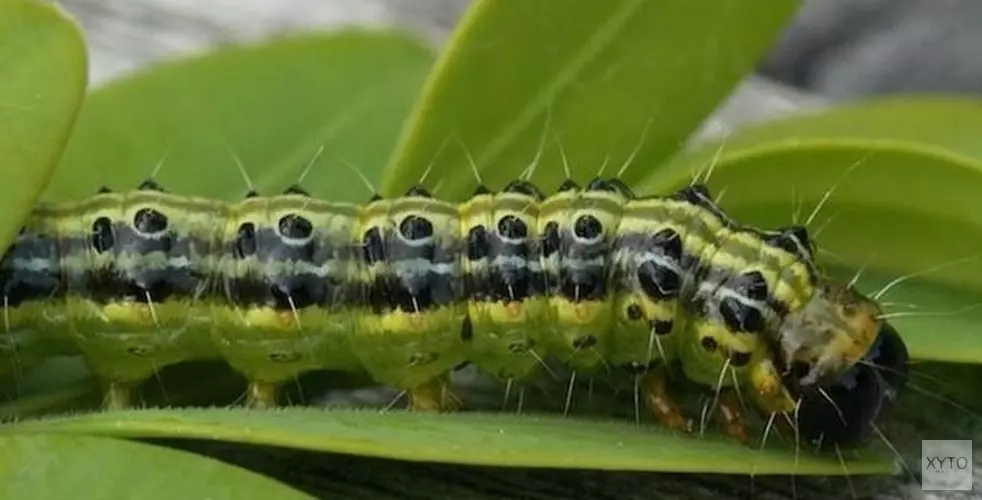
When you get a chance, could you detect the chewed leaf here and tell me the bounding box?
[0,0,87,251]
[0,433,312,499]
[44,30,435,203]
[0,407,894,476]
[382,0,799,200]
[641,96,982,363]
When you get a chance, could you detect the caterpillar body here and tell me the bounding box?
[0,173,909,449]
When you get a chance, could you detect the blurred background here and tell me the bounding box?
[57,0,982,130]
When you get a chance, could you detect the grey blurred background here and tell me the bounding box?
[761,0,982,98]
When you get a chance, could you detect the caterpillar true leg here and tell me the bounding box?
[717,389,748,443]
[639,365,691,433]
[408,372,459,412]
[102,380,137,411]
[245,379,280,409]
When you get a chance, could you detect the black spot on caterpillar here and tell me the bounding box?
[0,174,907,449]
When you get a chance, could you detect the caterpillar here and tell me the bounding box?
[0,169,909,450]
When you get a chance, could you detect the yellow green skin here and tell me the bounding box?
[458,189,551,382]
[348,196,469,397]
[42,191,224,391]
[0,212,77,379]
[65,297,214,385]
[1,302,77,375]
[213,194,363,400]
[606,199,694,373]
[673,216,817,414]
[0,302,74,381]
[537,188,627,374]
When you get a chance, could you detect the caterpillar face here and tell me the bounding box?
[794,320,909,448]
[779,282,884,386]
[765,280,908,448]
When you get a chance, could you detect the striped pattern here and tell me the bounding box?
[0,176,884,422]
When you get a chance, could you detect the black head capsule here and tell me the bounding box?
[793,321,909,449]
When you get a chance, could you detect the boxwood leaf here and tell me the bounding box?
[0,0,87,251]
[43,30,435,204]
[0,407,894,476]
[0,433,313,499]
[382,0,800,200]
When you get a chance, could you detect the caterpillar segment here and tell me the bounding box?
[536,178,628,376]
[215,185,362,408]
[352,186,469,411]
[459,180,551,403]
[58,180,225,408]
[0,173,908,451]
[0,209,76,380]
[607,185,711,433]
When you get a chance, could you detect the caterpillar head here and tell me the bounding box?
[780,282,887,384]
[794,320,908,448]
[779,282,910,448]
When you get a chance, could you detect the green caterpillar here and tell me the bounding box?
[0,172,908,449]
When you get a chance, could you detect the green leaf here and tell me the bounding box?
[842,265,982,365]
[641,96,982,363]
[0,0,87,250]
[0,379,99,421]
[44,30,435,203]
[0,359,251,421]
[382,0,799,200]
[0,408,894,476]
[0,433,313,499]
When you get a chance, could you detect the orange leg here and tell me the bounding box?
[409,374,461,412]
[717,390,749,444]
[640,367,692,433]
[245,380,279,409]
